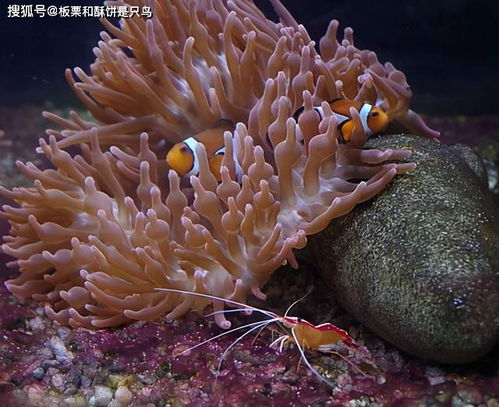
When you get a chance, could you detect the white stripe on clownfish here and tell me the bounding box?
[166,120,242,182]
[358,103,374,136]
[183,137,201,178]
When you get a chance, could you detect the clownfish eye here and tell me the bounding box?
[180,146,188,153]
[371,111,379,117]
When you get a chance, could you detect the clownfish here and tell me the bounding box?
[166,120,237,182]
[293,99,389,143]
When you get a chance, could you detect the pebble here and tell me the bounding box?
[41,359,59,369]
[48,336,74,364]
[57,327,72,341]
[32,367,45,380]
[11,389,28,404]
[63,384,77,396]
[79,375,92,389]
[28,316,45,331]
[51,373,66,392]
[137,374,155,385]
[114,386,133,405]
[108,363,125,373]
[456,389,484,405]
[27,386,45,405]
[451,392,481,407]
[37,347,54,360]
[104,374,122,388]
[426,366,447,385]
[43,396,61,407]
[89,385,113,407]
[63,395,88,407]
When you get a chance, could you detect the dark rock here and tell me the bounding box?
[137,374,155,385]
[78,375,92,389]
[32,367,45,380]
[449,143,487,180]
[41,359,59,369]
[312,134,499,364]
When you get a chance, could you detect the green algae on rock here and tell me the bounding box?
[312,134,499,364]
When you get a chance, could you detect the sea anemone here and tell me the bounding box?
[1,0,435,329]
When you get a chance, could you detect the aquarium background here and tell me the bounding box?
[1,0,498,116]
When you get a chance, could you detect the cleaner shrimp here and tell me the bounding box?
[156,288,375,387]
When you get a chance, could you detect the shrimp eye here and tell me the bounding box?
[371,111,379,117]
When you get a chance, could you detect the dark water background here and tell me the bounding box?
[0,0,498,116]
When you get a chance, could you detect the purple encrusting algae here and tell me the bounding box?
[1,256,499,406]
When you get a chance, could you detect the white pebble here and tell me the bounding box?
[89,385,113,407]
[48,336,73,363]
[114,386,133,405]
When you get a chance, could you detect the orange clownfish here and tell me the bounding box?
[294,99,389,143]
[166,120,239,182]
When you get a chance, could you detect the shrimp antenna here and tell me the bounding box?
[216,318,277,374]
[327,350,367,377]
[204,308,256,318]
[176,317,281,356]
[250,321,270,346]
[283,287,314,318]
[155,288,279,320]
[290,328,337,388]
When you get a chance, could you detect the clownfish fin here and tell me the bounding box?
[212,119,236,131]
[194,129,227,157]
[329,99,362,117]
[338,120,355,143]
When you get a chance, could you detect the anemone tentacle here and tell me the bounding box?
[1,0,432,329]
